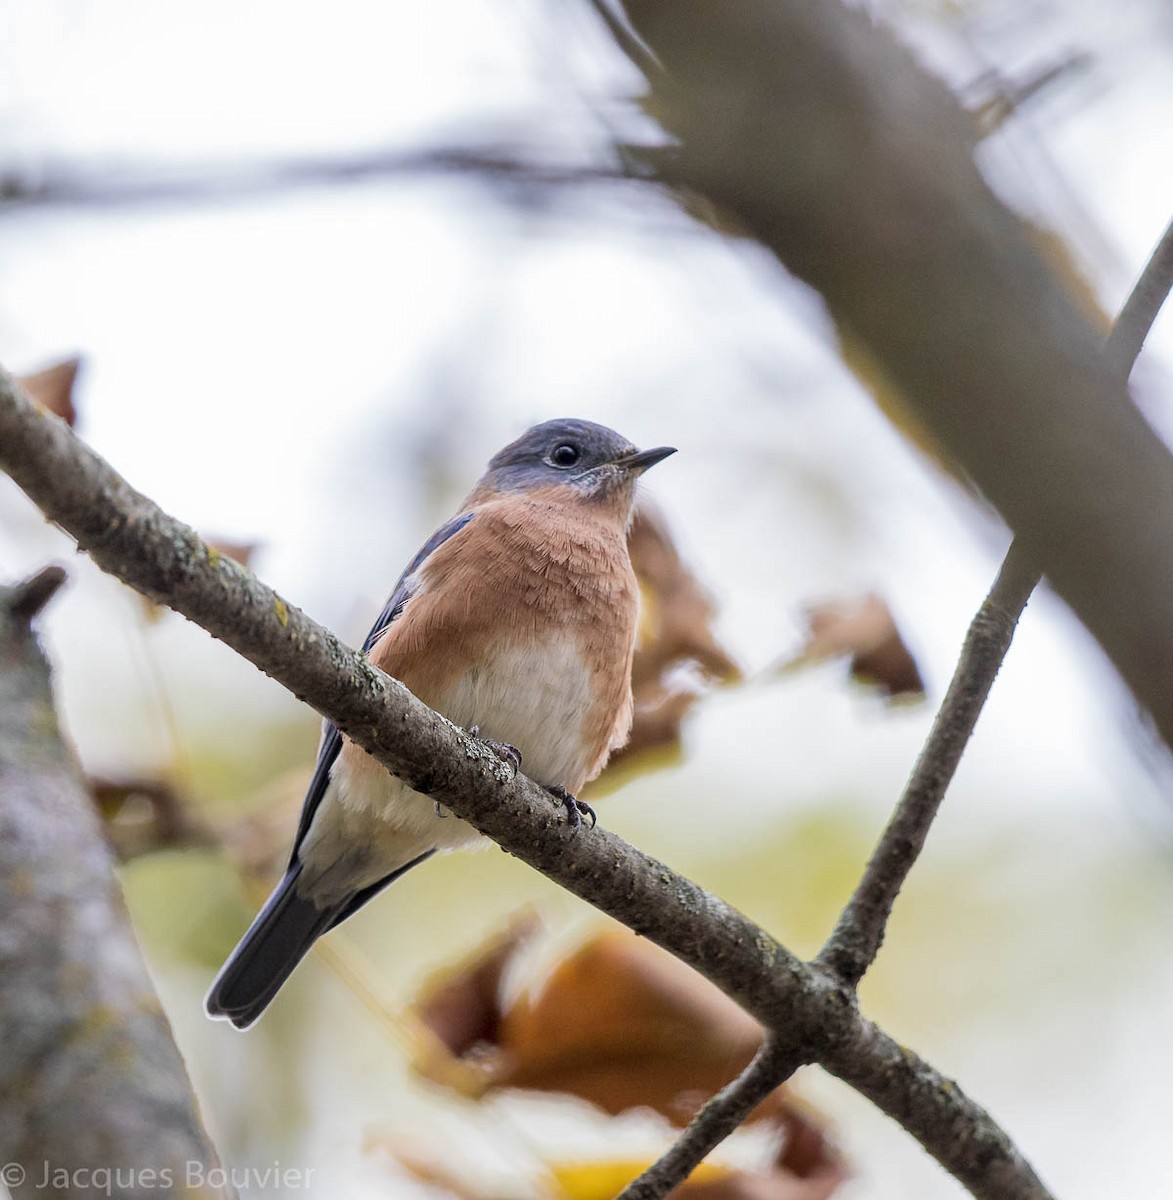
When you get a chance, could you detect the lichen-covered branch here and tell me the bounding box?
[0,568,230,1200]
[0,371,1050,1200]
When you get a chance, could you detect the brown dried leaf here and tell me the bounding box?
[783,593,924,699]
[90,775,216,861]
[407,923,848,1200]
[751,1090,848,1188]
[628,499,740,687]
[558,1093,848,1199]
[414,910,542,1076]
[600,500,740,782]
[412,924,763,1122]
[496,932,763,1121]
[17,357,81,427]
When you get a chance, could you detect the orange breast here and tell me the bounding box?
[367,490,638,790]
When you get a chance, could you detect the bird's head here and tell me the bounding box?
[475,418,676,512]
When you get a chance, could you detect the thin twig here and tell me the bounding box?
[616,1039,802,1200]
[6,563,67,623]
[0,146,629,213]
[818,215,1173,987]
[819,543,1039,984]
[632,546,1041,1198]
[1104,216,1173,375]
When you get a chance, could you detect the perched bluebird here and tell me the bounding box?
[206,418,675,1028]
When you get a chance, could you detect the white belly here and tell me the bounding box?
[436,636,596,788]
[297,635,595,905]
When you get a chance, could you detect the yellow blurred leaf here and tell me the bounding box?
[551,1158,730,1199]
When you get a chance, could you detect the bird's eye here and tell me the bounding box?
[550,443,581,468]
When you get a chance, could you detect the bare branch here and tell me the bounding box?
[0,371,1050,1200]
[615,1039,803,1200]
[820,214,1173,986]
[819,545,1037,984]
[0,570,230,1200]
[821,1018,1048,1198]
[0,145,628,214]
[1104,217,1173,376]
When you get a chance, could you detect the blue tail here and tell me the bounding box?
[205,864,341,1029]
[206,851,437,1029]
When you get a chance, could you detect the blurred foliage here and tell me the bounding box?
[772,594,924,700]
[400,917,847,1199]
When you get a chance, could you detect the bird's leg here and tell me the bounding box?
[545,784,596,833]
[466,725,523,774]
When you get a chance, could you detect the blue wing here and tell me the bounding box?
[288,511,476,862]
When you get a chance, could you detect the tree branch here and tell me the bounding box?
[0,369,1049,1200]
[612,540,1041,1196]
[584,4,1173,1189]
[1104,217,1173,376]
[616,1039,804,1200]
[819,543,1037,984]
[608,0,1173,759]
[820,214,1173,986]
[0,568,230,1200]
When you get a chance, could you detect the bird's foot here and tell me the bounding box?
[545,784,596,833]
[467,725,523,775]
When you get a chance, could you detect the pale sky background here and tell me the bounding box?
[2,1,1173,1198]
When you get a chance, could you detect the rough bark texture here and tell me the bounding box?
[0,568,229,1200]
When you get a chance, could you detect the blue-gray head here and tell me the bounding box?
[478,418,676,502]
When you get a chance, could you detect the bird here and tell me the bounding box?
[206,418,676,1028]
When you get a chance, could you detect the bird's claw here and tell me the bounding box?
[545,784,596,833]
[467,725,523,774]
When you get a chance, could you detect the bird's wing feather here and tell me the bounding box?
[288,511,476,862]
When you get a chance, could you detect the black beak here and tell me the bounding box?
[612,445,677,475]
